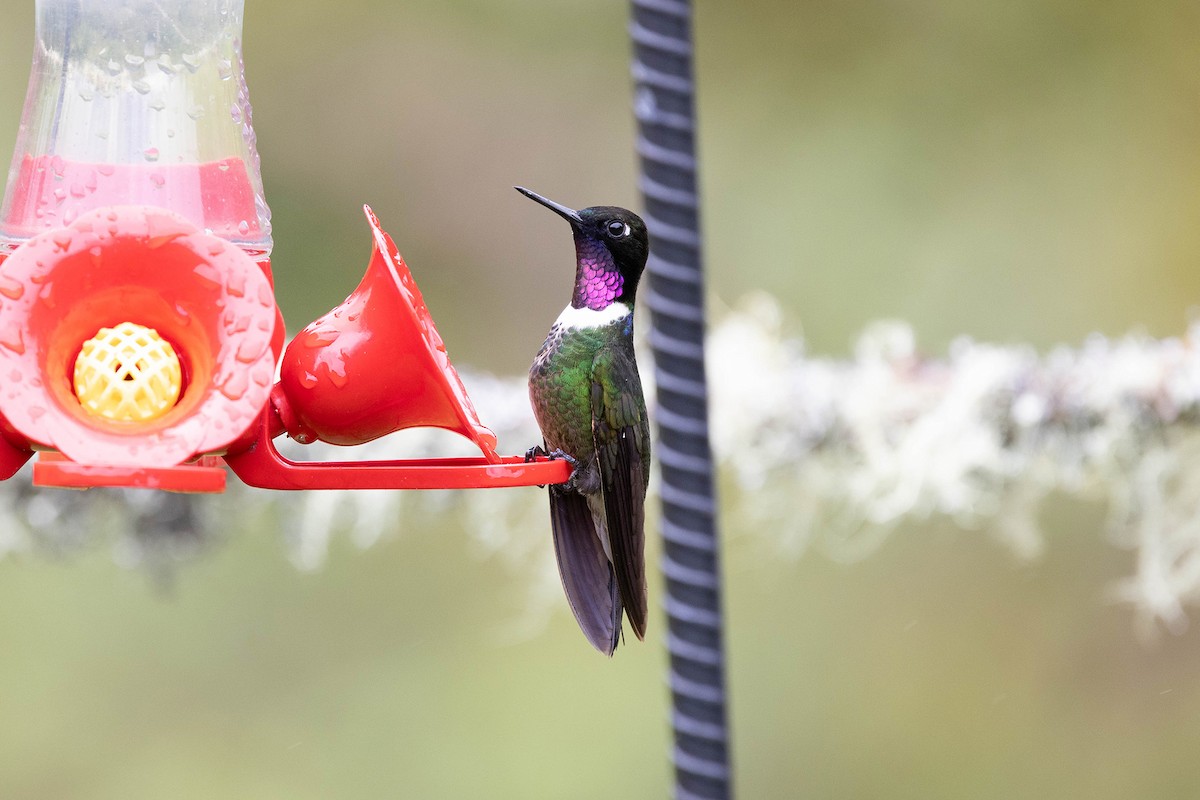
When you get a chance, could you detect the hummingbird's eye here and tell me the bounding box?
[606,220,630,239]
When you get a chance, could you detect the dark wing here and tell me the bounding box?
[591,346,650,640]
[548,486,623,656]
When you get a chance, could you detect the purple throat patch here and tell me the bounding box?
[574,239,624,310]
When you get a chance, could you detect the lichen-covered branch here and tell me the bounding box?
[4,294,1200,630]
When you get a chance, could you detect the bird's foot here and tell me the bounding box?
[525,445,578,489]
[527,447,581,490]
[546,449,582,491]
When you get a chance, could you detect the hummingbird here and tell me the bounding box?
[517,186,651,656]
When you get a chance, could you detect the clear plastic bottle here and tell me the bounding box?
[0,0,272,259]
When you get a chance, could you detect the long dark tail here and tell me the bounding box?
[549,488,622,655]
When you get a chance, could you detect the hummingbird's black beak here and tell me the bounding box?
[515,186,583,225]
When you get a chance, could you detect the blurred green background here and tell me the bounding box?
[3,0,1200,797]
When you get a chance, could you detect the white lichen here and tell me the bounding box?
[5,295,1200,632]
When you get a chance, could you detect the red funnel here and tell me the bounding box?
[275,206,499,460]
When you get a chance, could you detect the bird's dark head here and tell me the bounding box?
[516,187,649,311]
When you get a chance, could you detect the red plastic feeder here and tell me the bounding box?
[0,0,569,494]
[273,207,499,456]
[0,201,569,493]
[225,207,570,492]
[0,206,275,490]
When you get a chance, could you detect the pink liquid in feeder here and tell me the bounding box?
[2,155,264,246]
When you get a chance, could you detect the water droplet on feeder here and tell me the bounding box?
[235,339,261,363]
[0,275,25,300]
[0,324,25,354]
[327,368,348,389]
[220,371,248,400]
[302,329,338,348]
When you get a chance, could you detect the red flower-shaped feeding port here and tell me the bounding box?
[0,206,277,487]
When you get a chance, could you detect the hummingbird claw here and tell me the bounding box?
[525,446,579,489]
[526,446,579,489]
[545,449,583,491]
[526,444,557,488]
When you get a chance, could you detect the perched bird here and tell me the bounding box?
[518,186,651,656]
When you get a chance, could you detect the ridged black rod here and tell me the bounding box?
[628,1,733,798]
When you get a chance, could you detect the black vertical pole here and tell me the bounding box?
[629,2,732,799]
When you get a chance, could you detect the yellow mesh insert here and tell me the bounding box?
[73,322,182,422]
